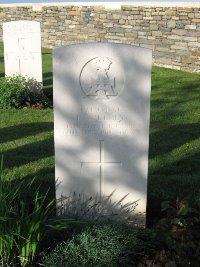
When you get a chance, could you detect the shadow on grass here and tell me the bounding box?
[20,166,56,200]
[146,173,200,226]
[0,122,54,176]
[42,52,52,55]
[43,72,53,102]
[147,122,200,226]
[0,122,53,144]
[149,123,200,160]
[4,166,55,198]
[43,72,53,80]
[2,137,54,169]
[0,55,5,77]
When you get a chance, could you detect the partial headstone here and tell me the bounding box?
[54,43,152,225]
[3,21,42,82]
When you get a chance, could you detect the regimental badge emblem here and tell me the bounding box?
[79,57,125,101]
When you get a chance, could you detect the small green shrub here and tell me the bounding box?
[0,74,50,109]
[0,74,27,108]
[44,222,139,267]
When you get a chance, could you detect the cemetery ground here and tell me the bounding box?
[0,41,200,266]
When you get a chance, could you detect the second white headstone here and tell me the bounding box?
[3,20,42,82]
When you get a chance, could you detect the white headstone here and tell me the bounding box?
[3,21,42,82]
[54,43,152,225]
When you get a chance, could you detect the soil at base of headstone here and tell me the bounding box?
[137,249,197,267]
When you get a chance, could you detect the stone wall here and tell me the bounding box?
[0,2,199,72]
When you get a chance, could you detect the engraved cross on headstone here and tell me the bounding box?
[5,38,34,73]
[5,38,37,78]
[17,38,33,71]
[81,140,122,197]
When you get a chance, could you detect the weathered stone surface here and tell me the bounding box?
[185,24,196,29]
[192,51,200,56]
[113,14,121,19]
[69,10,81,16]
[152,31,162,37]
[184,36,197,42]
[99,14,106,19]
[171,45,187,50]
[188,42,200,47]
[150,24,158,30]
[167,35,184,40]
[172,29,188,35]
[167,20,176,28]
[192,18,200,23]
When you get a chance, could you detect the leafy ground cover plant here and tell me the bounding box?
[0,74,50,109]
[154,197,200,266]
[134,197,200,267]
[0,74,27,108]
[43,222,139,267]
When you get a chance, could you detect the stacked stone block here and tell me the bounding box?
[0,3,199,72]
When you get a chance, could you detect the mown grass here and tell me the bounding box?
[148,66,200,222]
[0,42,199,223]
[0,43,54,195]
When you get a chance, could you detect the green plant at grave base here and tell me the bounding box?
[43,222,139,267]
[0,74,27,108]
[0,157,74,267]
[0,74,50,109]
[24,90,50,109]
[57,191,140,224]
[0,158,52,266]
[17,191,55,266]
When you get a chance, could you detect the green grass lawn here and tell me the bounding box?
[148,67,200,222]
[0,42,200,223]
